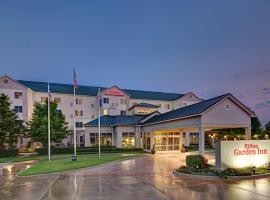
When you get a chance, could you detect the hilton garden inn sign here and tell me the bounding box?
[215,140,270,169]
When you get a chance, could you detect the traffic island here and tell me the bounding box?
[173,154,270,180]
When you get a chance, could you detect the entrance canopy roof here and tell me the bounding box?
[141,93,254,126]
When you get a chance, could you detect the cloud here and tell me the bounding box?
[237,94,245,99]
[257,68,270,74]
[262,88,270,95]
[255,100,270,109]
[231,73,244,78]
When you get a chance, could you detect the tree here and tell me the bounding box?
[28,101,68,145]
[0,94,26,149]
[265,121,270,134]
[251,117,263,138]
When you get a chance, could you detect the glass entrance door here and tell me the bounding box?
[153,132,181,151]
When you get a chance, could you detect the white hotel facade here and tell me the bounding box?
[0,75,254,155]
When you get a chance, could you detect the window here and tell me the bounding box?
[165,104,170,109]
[91,104,94,108]
[103,98,109,104]
[57,110,62,114]
[224,104,230,111]
[3,79,8,84]
[120,99,126,105]
[103,109,109,115]
[76,98,82,105]
[75,110,83,116]
[122,132,135,147]
[75,122,83,128]
[41,97,48,103]
[91,115,95,119]
[14,106,23,113]
[54,97,61,103]
[89,133,112,146]
[14,92,22,99]
[115,103,118,106]
[120,110,126,115]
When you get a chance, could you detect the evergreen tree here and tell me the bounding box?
[0,94,26,149]
[28,101,68,145]
[265,121,270,134]
[251,117,263,138]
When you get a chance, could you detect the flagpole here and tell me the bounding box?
[47,82,51,162]
[73,74,77,160]
[98,88,101,158]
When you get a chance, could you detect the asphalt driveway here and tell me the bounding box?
[1,153,270,200]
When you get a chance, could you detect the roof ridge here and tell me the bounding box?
[17,79,184,95]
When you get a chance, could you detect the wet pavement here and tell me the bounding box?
[1,153,270,200]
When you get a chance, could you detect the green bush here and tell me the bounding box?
[224,167,253,176]
[35,147,144,155]
[0,149,19,157]
[186,155,209,169]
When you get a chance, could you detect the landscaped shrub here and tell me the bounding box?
[35,147,145,155]
[186,155,209,169]
[0,149,19,157]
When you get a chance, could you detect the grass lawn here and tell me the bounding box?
[19,153,141,176]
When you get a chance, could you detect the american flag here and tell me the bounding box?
[99,93,102,108]
[73,68,78,90]
[48,83,52,102]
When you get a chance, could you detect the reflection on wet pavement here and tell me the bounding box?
[0,154,270,200]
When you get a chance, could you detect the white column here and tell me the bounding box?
[185,132,190,147]
[150,132,154,150]
[245,127,251,140]
[116,132,122,148]
[85,133,90,147]
[135,126,141,148]
[199,127,205,156]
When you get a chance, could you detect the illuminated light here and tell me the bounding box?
[234,138,237,141]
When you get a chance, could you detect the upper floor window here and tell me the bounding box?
[91,104,95,108]
[54,97,61,103]
[120,99,126,105]
[103,98,109,104]
[14,92,22,99]
[165,104,170,109]
[14,106,23,113]
[75,122,83,128]
[41,97,48,103]
[76,98,82,105]
[57,110,62,114]
[75,110,83,116]
[91,115,95,119]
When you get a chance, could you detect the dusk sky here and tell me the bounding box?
[0,1,269,124]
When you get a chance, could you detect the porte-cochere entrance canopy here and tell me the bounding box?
[85,93,254,155]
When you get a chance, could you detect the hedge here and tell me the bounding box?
[35,147,145,155]
[186,155,209,169]
[0,149,19,158]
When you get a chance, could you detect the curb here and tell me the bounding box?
[173,170,270,180]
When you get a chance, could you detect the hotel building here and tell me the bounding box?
[0,75,254,155]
